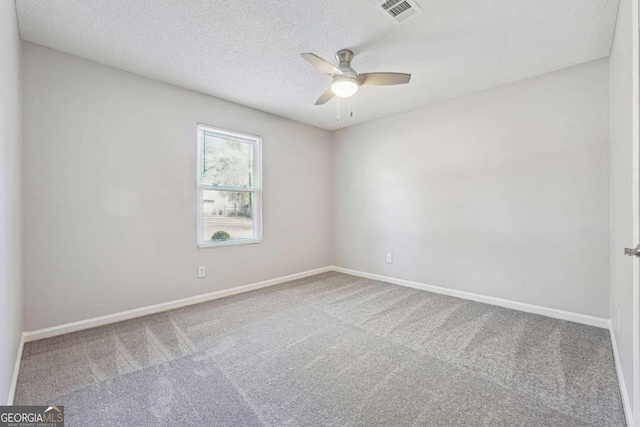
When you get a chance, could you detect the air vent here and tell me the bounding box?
[375,0,423,24]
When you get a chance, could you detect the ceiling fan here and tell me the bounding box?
[301,49,411,105]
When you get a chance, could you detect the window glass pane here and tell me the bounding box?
[201,132,253,187]
[201,190,255,242]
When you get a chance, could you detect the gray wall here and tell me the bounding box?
[21,41,613,329]
[609,0,636,413]
[0,1,23,404]
[332,59,610,318]
[22,43,332,331]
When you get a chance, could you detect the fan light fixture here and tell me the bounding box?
[331,77,359,98]
[301,49,411,105]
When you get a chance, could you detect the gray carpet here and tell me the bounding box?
[15,272,625,426]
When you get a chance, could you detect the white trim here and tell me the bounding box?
[611,321,635,426]
[198,185,259,192]
[629,0,640,427]
[21,265,610,346]
[198,238,262,249]
[23,267,331,342]
[7,334,25,405]
[632,0,640,422]
[330,266,610,328]
[197,123,262,143]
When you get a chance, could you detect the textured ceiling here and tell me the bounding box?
[16,0,619,130]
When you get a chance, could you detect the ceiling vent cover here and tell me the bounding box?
[375,0,423,24]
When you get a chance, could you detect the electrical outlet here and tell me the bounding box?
[386,253,393,264]
[617,309,621,332]
[197,266,206,278]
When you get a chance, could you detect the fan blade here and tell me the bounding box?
[359,72,411,86]
[315,88,335,105]
[301,53,343,76]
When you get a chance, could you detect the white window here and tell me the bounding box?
[197,124,262,248]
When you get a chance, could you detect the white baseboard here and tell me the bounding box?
[22,265,609,343]
[7,334,24,405]
[609,322,634,427]
[23,266,332,342]
[330,266,610,329]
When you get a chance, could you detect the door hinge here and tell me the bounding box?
[624,244,640,257]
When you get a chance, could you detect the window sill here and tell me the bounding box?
[198,238,262,249]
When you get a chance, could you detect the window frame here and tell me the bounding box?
[196,124,263,249]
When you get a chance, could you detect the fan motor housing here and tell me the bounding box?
[335,49,354,64]
[335,49,359,81]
